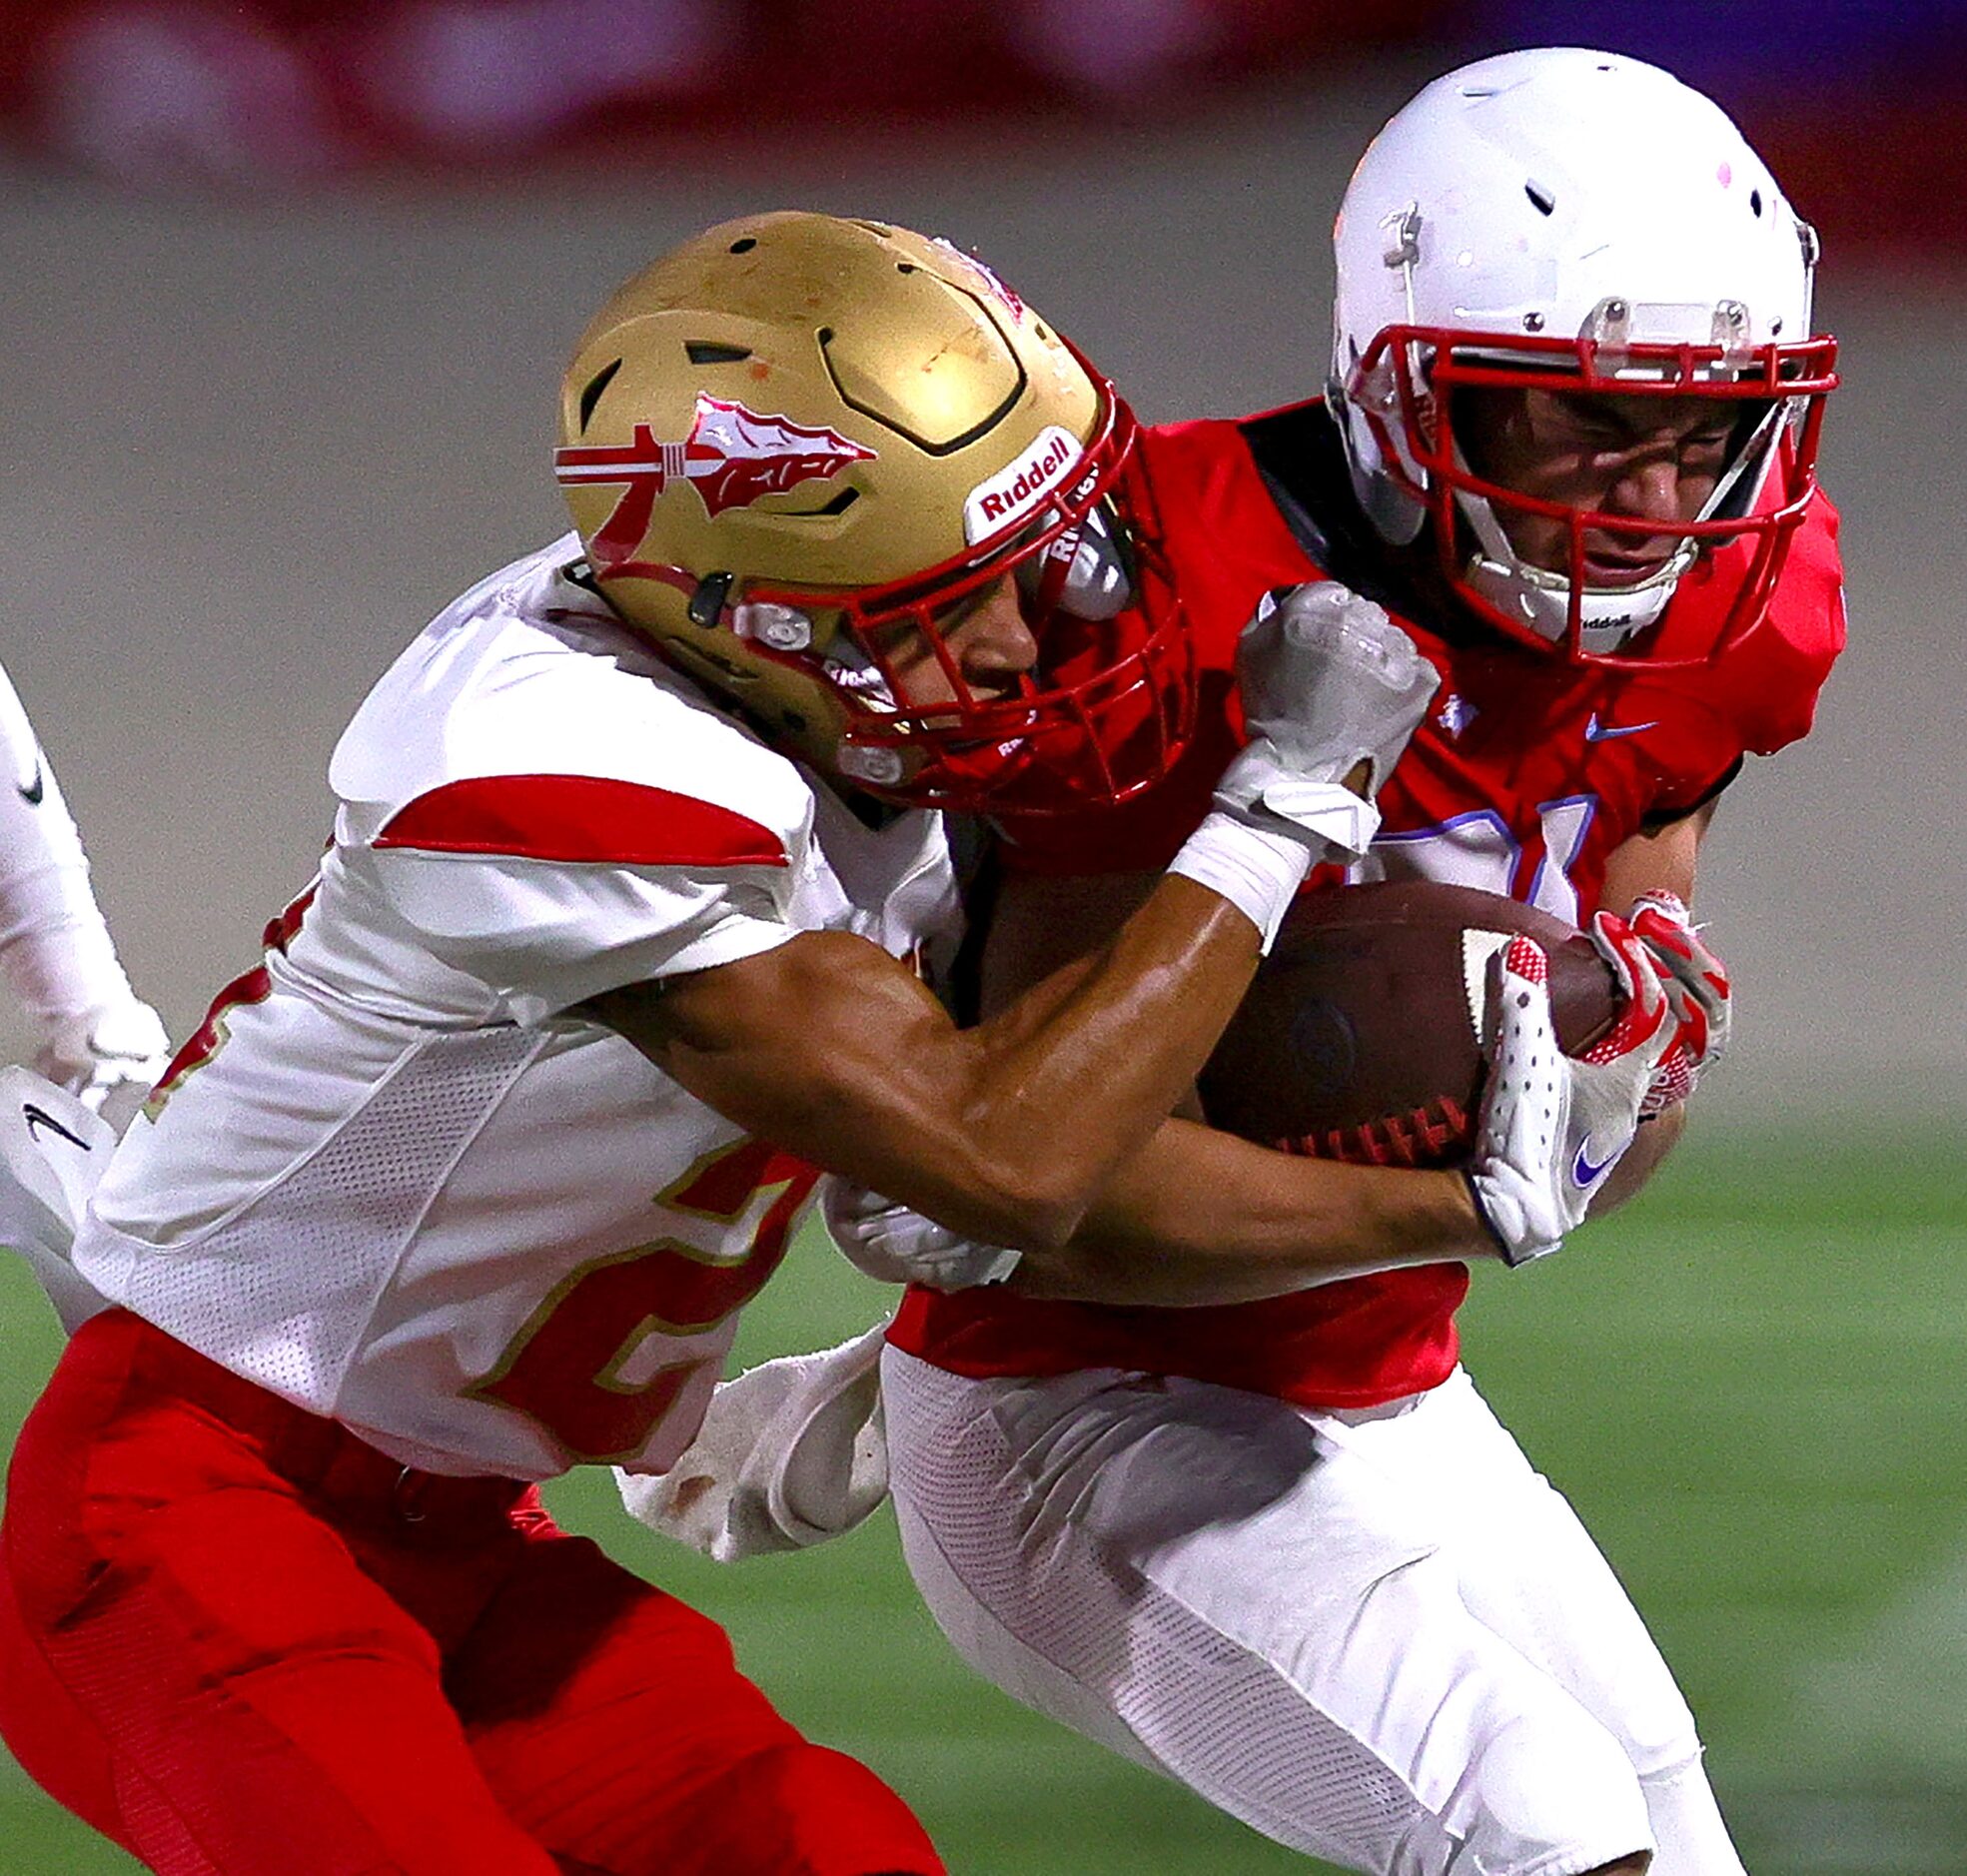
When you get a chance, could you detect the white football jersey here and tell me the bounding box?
[75,537,961,1481]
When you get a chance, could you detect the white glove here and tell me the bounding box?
[820,1177,1022,1291]
[1626,891,1731,1115]
[1466,916,1679,1266]
[1169,582,1438,947]
[0,1065,116,1333]
[35,997,172,1136]
[1224,580,1439,850]
[615,1323,890,1562]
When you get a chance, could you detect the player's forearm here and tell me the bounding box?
[1012,1116,1489,1306]
[823,871,1273,1248]
[0,758,132,1025]
[938,874,1270,1223]
[604,876,1266,1254]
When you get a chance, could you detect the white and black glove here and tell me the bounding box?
[1626,891,1731,1115]
[615,1324,890,1562]
[35,997,172,1136]
[1466,916,1680,1267]
[820,1176,1022,1291]
[0,1065,116,1333]
[1169,581,1438,948]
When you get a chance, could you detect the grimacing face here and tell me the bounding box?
[857,575,1040,712]
[1456,385,1752,586]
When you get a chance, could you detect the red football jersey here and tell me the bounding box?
[889,400,1845,1408]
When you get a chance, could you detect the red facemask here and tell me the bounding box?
[739,371,1198,815]
[1351,325,1839,668]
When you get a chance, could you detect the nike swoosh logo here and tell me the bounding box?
[1571,1139,1615,1187]
[17,762,43,806]
[23,1103,91,1152]
[1584,712,1658,743]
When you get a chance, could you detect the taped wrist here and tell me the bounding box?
[1167,810,1314,951]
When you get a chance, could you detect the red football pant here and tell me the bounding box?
[0,1310,942,1876]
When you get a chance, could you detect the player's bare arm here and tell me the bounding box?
[1600,797,1714,914]
[956,862,1493,1301]
[583,872,1262,1255]
[1009,1116,1485,1304]
[589,577,1440,1258]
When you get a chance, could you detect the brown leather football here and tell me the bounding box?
[1197,881,1619,1168]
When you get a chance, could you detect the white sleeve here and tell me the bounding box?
[0,661,137,1030]
[366,846,801,1026]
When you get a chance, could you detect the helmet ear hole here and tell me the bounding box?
[576,359,622,433]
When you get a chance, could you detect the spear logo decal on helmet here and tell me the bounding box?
[555,394,877,568]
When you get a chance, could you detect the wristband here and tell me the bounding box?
[1166,811,1315,952]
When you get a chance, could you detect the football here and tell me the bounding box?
[1197,880,1619,1168]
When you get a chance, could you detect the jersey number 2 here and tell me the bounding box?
[467,1136,820,1464]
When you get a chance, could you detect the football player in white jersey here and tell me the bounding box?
[0,211,1589,1876]
[0,659,169,1127]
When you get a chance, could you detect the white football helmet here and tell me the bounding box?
[1329,48,1839,663]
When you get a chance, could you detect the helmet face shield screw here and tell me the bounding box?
[837,742,906,786]
[736,603,814,652]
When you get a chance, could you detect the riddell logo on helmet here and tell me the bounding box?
[964,428,1079,543]
[554,395,876,568]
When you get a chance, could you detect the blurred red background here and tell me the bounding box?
[1,0,1959,266]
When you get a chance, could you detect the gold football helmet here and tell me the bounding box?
[554,211,1192,812]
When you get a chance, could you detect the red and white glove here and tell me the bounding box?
[1466,915,1679,1267]
[1627,892,1730,1115]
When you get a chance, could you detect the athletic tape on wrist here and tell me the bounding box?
[1166,811,1315,951]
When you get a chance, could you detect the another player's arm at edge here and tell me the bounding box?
[959,866,1490,1309]
[579,873,1266,1259]
[1585,794,1718,1212]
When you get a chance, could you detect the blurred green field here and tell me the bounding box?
[3,1124,1963,1875]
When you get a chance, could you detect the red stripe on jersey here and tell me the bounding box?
[375,775,788,868]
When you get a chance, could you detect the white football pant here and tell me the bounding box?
[881,1349,1747,1876]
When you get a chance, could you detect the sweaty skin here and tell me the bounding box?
[963,798,1718,1304]
[1457,386,1747,583]
[863,575,1039,708]
[584,875,1263,1260]
[586,574,1282,1266]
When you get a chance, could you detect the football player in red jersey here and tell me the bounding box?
[0,205,1682,1876]
[864,49,1843,1876]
